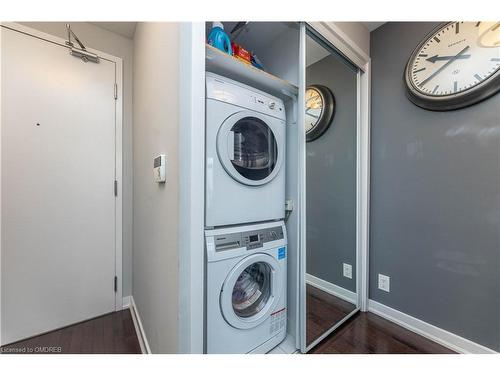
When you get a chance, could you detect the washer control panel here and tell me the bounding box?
[214,225,284,252]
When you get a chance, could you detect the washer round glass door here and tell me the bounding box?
[220,253,282,330]
[217,111,283,186]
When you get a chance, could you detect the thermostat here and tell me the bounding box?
[154,154,166,183]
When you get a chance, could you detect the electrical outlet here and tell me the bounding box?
[343,263,352,279]
[378,274,390,292]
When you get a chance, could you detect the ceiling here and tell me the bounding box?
[91,21,383,40]
[362,22,386,32]
[90,22,137,39]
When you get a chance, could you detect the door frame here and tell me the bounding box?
[0,22,124,315]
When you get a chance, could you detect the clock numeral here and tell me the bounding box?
[432,85,439,94]
[453,81,458,93]
[413,67,426,73]
[474,74,482,81]
[433,36,440,43]
[455,22,460,34]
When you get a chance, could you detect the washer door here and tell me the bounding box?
[220,253,282,330]
[217,111,283,186]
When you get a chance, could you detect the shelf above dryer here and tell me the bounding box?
[205,44,298,100]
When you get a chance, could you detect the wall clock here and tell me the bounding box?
[305,85,335,141]
[404,21,500,111]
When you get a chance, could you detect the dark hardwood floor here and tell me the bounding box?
[1,309,141,354]
[310,311,456,354]
[307,284,357,345]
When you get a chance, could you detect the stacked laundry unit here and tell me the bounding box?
[204,73,288,353]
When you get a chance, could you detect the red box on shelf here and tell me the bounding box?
[231,42,251,64]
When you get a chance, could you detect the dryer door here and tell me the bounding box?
[217,111,284,186]
[220,253,282,330]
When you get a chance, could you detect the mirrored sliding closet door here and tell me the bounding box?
[304,28,360,351]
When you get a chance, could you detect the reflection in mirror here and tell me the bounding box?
[305,30,359,349]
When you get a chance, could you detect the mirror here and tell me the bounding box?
[305,30,359,349]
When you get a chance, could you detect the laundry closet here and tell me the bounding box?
[178,21,370,354]
[203,22,302,354]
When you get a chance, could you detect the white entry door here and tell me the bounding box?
[1,26,119,345]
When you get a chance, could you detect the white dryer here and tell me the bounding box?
[205,221,287,354]
[205,73,286,228]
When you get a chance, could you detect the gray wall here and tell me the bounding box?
[132,22,180,353]
[20,22,135,298]
[306,54,357,292]
[370,22,500,351]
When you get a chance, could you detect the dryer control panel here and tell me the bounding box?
[206,73,286,121]
[213,225,284,252]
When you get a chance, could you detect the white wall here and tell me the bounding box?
[20,22,134,297]
[132,22,180,354]
[332,22,370,56]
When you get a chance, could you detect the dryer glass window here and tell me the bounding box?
[232,261,272,318]
[230,117,278,181]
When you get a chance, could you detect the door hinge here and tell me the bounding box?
[114,180,118,196]
[114,83,118,100]
[114,276,118,292]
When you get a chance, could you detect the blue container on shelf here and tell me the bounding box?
[207,22,232,56]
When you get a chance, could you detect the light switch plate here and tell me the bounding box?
[343,263,352,279]
[378,274,390,292]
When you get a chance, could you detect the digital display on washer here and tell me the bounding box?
[249,234,259,243]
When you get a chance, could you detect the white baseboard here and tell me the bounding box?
[368,299,497,354]
[128,295,151,354]
[122,295,131,309]
[306,273,357,305]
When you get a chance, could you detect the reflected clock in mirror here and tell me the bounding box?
[405,21,500,111]
[305,85,335,141]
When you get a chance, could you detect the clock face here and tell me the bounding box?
[305,87,323,133]
[304,85,336,141]
[405,22,500,110]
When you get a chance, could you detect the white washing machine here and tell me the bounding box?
[205,73,286,228]
[205,221,287,354]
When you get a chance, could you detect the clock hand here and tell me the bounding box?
[306,95,319,103]
[426,54,471,63]
[305,110,319,118]
[419,45,470,87]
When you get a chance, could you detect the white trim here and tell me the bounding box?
[368,300,497,354]
[122,296,131,309]
[0,22,124,312]
[0,24,3,344]
[358,60,371,312]
[129,296,151,354]
[114,43,124,313]
[298,22,308,354]
[306,274,357,305]
[178,22,206,354]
